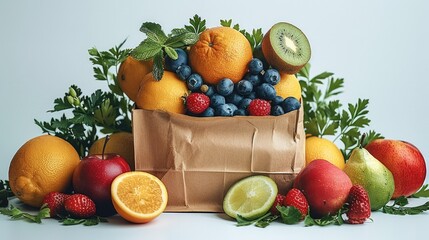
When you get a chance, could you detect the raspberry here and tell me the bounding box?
[248,99,271,116]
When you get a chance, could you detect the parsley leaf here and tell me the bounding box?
[220,19,264,50]
[35,42,133,158]
[185,14,206,34]
[411,184,429,198]
[382,196,429,215]
[297,63,384,159]
[0,205,50,223]
[304,208,345,227]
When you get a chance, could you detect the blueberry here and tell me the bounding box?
[210,94,226,108]
[200,84,215,97]
[215,104,234,117]
[247,92,257,99]
[238,98,252,110]
[248,58,264,74]
[272,96,284,105]
[227,103,238,113]
[263,69,280,85]
[201,107,215,117]
[236,80,253,96]
[244,73,262,86]
[234,109,247,116]
[217,78,234,96]
[176,64,192,81]
[271,105,285,116]
[225,93,244,106]
[187,73,203,91]
[165,48,188,72]
[281,97,301,113]
[256,83,277,100]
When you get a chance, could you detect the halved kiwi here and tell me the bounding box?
[262,22,311,74]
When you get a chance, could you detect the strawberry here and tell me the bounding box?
[248,99,271,116]
[346,185,371,224]
[185,93,210,114]
[270,194,285,215]
[42,192,70,218]
[64,194,96,218]
[283,188,309,219]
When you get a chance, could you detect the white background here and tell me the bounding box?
[1,0,428,178]
[1,0,429,238]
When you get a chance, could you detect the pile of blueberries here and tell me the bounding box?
[165,48,301,117]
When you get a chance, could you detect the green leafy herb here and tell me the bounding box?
[184,14,206,34]
[382,196,429,215]
[35,41,133,158]
[0,205,50,223]
[297,63,384,159]
[220,19,263,50]
[304,209,345,227]
[0,180,13,207]
[236,212,273,227]
[131,19,199,80]
[60,216,108,226]
[277,206,302,224]
[411,184,429,198]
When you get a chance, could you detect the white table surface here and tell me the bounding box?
[1,196,427,240]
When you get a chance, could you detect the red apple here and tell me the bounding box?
[365,139,426,198]
[72,153,130,216]
[293,159,352,218]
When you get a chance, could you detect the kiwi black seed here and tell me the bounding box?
[262,22,311,74]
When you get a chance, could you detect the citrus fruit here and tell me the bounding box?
[89,132,135,170]
[117,56,153,102]
[223,175,278,220]
[189,26,253,85]
[135,71,188,114]
[305,136,345,169]
[111,171,168,223]
[8,135,80,207]
[274,72,302,100]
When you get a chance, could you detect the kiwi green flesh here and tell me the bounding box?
[270,22,311,66]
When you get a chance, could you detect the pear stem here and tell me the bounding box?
[359,133,367,149]
[102,135,110,160]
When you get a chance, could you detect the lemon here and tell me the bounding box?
[223,175,278,220]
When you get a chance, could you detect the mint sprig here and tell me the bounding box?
[297,63,384,159]
[131,21,199,80]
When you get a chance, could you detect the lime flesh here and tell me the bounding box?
[223,175,278,220]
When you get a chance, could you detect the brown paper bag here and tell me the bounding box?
[133,105,305,212]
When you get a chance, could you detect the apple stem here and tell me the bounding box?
[359,133,366,149]
[102,135,110,160]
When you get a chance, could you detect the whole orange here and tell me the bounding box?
[189,26,253,85]
[117,56,153,102]
[274,72,302,100]
[8,135,80,207]
[135,71,188,114]
[305,136,345,170]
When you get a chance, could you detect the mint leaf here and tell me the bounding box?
[164,31,199,48]
[152,51,164,81]
[139,22,168,44]
[236,212,272,227]
[304,209,344,227]
[131,39,162,61]
[0,205,49,223]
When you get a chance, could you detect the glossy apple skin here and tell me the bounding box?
[365,139,426,198]
[73,154,130,216]
[293,159,352,218]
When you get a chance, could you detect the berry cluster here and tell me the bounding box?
[165,48,301,117]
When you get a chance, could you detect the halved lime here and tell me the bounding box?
[223,175,278,220]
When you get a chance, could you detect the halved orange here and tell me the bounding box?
[111,171,168,223]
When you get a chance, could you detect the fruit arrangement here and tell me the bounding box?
[1,14,429,228]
